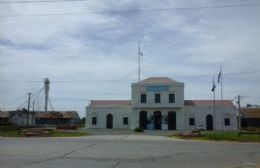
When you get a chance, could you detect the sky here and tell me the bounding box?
[0,0,260,117]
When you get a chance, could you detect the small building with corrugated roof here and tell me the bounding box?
[85,77,238,131]
[240,108,260,127]
[35,111,80,126]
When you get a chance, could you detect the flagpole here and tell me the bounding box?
[137,41,141,129]
[213,80,216,131]
[220,66,223,135]
[138,41,141,83]
[211,77,216,131]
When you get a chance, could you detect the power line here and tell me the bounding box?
[0,0,256,4]
[0,3,259,17]
[0,0,90,3]
[240,95,260,99]
[48,98,55,111]
[16,86,44,109]
[0,80,42,82]
[1,70,260,83]
[175,70,260,78]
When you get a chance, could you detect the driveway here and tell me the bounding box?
[0,135,260,168]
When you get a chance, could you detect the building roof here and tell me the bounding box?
[184,100,235,108]
[63,111,80,119]
[0,111,9,118]
[35,111,79,119]
[240,108,260,118]
[89,100,131,107]
[139,77,178,84]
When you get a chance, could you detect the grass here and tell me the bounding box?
[0,130,22,137]
[0,129,88,137]
[175,131,260,142]
[50,130,88,137]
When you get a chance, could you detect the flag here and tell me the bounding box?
[217,67,222,83]
[138,41,143,56]
[211,78,216,92]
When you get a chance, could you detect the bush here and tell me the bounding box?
[134,127,144,132]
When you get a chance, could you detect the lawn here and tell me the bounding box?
[0,129,88,137]
[0,130,21,137]
[50,130,88,137]
[181,131,260,142]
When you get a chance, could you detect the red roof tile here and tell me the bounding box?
[89,100,131,107]
[35,111,79,119]
[240,108,260,118]
[139,77,178,84]
[185,100,234,108]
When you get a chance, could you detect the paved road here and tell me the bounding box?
[84,128,181,136]
[0,135,260,168]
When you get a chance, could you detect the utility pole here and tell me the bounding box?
[27,93,32,127]
[44,78,50,113]
[32,100,35,126]
[237,95,241,132]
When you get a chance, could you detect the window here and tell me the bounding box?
[141,94,146,103]
[92,117,97,125]
[224,118,230,126]
[155,93,160,103]
[123,117,128,125]
[189,118,195,126]
[169,93,175,103]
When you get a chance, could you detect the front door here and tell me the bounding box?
[106,114,113,129]
[168,111,176,130]
[139,111,147,129]
[154,111,162,130]
[206,114,213,130]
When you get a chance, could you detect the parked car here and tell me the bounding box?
[196,124,205,131]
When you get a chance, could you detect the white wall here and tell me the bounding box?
[86,106,131,129]
[10,112,35,126]
[183,106,238,131]
[131,83,184,108]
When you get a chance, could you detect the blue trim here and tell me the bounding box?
[146,86,169,92]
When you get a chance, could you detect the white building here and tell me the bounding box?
[86,77,238,131]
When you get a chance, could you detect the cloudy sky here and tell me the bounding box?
[0,0,260,117]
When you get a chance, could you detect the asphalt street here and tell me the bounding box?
[0,135,260,168]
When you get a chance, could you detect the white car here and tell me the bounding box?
[196,124,205,131]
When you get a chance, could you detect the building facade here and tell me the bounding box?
[241,107,260,128]
[0,110,80,127]
[8,109,35,126]
[86,77,238,131]
[35,111,80,126]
